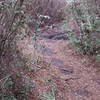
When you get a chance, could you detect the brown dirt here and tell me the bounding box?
[17,34,100,100]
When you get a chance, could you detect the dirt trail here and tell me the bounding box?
[18,35,100,100]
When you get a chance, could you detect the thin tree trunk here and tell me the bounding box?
[0,0,24,58]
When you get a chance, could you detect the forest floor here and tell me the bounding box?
[17,24,100,100]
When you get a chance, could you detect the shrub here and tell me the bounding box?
[26,0,66,28]
[65,0,100,61]
[0,0,35,100]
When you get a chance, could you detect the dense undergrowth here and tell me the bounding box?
[0,0,100,100]
[64,0,100,62]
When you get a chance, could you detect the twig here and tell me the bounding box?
[0,74,12,86]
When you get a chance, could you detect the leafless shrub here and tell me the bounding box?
[26,0,66,27]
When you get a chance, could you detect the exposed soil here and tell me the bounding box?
[17,27,100,100]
